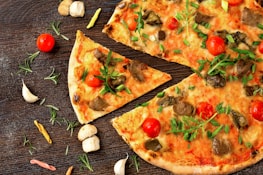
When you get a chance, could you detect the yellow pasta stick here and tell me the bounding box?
[86,8,102,29]
[34,120,52,144]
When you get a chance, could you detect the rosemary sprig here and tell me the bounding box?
[23,134,36,155]
[63,118,80,136]
[18,51,40,74]
[129,155,140,172]
[44,67,60,85]
[78,154,93,172]
[65,145,69,155]
[50,21,69,40]
[45,104,61,125]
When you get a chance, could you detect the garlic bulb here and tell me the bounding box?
[114,153,129,175]
[22,80,39,103]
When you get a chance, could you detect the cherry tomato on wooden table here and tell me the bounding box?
[250,100,263,121]
[36,33,55,52]
[142,117,161,138]
[166,17,179,30]
[258,40,263,54]
[85,70,103,87]
[206,35,226,56]
[196,102,215,120]
[228,0,243,6]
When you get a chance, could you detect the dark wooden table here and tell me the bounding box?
[0,0,262,174]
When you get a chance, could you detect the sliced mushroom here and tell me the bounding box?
[228,31,247,48]
[206,74,226,88]
[230,110,248,129]
[212,137,232,156]
[194,11,213,25]
[157,95,179,107]
[173,101,195,116]
[108,75,126,90]
[241,7,263,27]
[89,96,109,111]
[142,10,162,26]
[235,59,254,78]
[118,1,127,9]
[244,85,260,96]
[93,49,116,66]
[128,60,148,82]
[145,139,162,152]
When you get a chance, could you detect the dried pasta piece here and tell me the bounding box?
[30,159,56,171]
[34,120,52,144]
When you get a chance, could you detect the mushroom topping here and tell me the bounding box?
[241,7,263,27]
[212,138,232,156]
[128,60,148,82]
[194,11,213,25]
[142,10,162,26]
[244,85,260,96]
[157,95,178,107]
[88,96,109,111]
[118,1,126,9]
[145,139,162,151]
[235,59,254,78]
[158,30,166,41]
[93,49,115,66]
[173,101,195,116]
[206,74,226,88]
[230,110,248,129]
[108,75,126,90]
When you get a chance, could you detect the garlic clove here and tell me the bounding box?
[114,153,129,175]
[78,124,98,141]
[82,135,100,153]
[69,1,85,17]
[22,80,39,103]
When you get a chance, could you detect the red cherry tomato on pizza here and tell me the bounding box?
[36,33,55,52]
[85,70,103,87]
[206,35,226,56]
[142,118,161,138]
[166,17,179,30]
[250,100,263,121]
[228,0,243,6]
[196,102,214,120]
[126,15,138,31]
[258,40,263,54]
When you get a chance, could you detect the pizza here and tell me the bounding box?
[68,30,171,124]
[103,0,263,174]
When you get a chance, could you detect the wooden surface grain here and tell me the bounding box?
[0,0,262,174]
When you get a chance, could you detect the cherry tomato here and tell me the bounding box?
[228,0,243,6]
[166,17,179,30]
[85,70,103,87]
[250,100,263,121]
[36,33,55,52]
[196,102,214,120]
[206,35,226,56]
[126,14,138,31]
[142,117,161,138]
[258,40,263,54]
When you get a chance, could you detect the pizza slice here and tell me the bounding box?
[68,30,172,124]
[112,73,263,174]
[103,0,263,69]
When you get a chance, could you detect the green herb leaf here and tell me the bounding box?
[129,155,140,172]
[23,134,36,155]
[135,8,144,34]
[50,21,69,40]
[18,51,40,75]
[156,91,165,98]
[78,154,93,171]
[63,119,80,136]
[44,67,60,85]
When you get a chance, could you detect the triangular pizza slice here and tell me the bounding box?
[68,30,171,124]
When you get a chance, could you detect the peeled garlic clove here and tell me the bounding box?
[22,80,39,103]
[114,153,129,175]
[69,1,85,17]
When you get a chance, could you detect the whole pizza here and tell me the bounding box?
[67,0,263,174]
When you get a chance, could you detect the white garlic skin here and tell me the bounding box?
[114,154,129,175]
[22,80,39,103]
